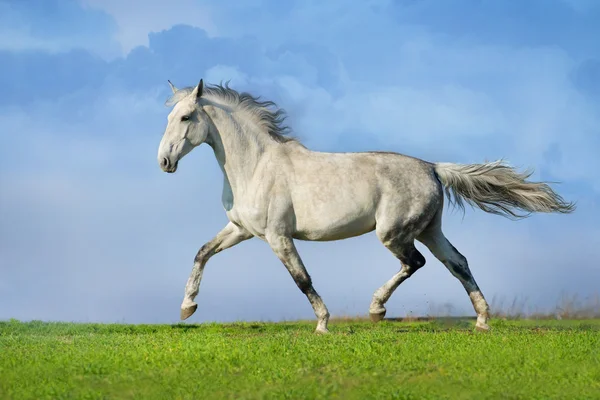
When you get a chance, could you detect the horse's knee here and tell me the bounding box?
[267,234,314,294]
[293,272,313,294]
[194,242,213,264]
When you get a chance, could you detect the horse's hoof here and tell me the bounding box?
[180,304,198,320]
[315,327,330,334]
[369,310,386,323]
[475,322,490,332]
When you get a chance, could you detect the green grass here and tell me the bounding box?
[1,319,599,399]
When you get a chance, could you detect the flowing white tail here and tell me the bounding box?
[434,160,575,219]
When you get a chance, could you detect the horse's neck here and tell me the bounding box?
[205,105,273,195]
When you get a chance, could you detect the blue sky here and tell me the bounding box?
[1,0,599,323]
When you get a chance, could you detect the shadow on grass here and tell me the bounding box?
[170,324,201,330]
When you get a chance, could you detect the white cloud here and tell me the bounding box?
[80,0,218,55]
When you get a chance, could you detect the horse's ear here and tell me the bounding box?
[191,79,204,101]
[196,79,204,99]
[167,80,177,94]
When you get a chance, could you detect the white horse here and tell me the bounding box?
[157,79,574,333]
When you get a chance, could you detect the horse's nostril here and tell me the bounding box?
[161,157,170,169]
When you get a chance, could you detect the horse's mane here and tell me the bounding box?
[166,82,298,144]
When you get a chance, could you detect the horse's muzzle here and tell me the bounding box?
[160,157,178,173]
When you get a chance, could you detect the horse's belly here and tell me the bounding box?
[293,206,376,241]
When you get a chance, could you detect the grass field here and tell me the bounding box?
[1,318,599,399]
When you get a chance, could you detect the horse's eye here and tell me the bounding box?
[181,115,190,122]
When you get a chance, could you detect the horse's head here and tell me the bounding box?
[158,79,213,173]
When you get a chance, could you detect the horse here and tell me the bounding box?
[157,79,575,333]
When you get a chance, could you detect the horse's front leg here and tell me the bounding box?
[180,222,253,320]
[266,233,330,333]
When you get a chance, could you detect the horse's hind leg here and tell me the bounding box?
[369,225,427,322]
[418,224,491,331]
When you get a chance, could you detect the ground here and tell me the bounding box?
[1,318,599,399]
